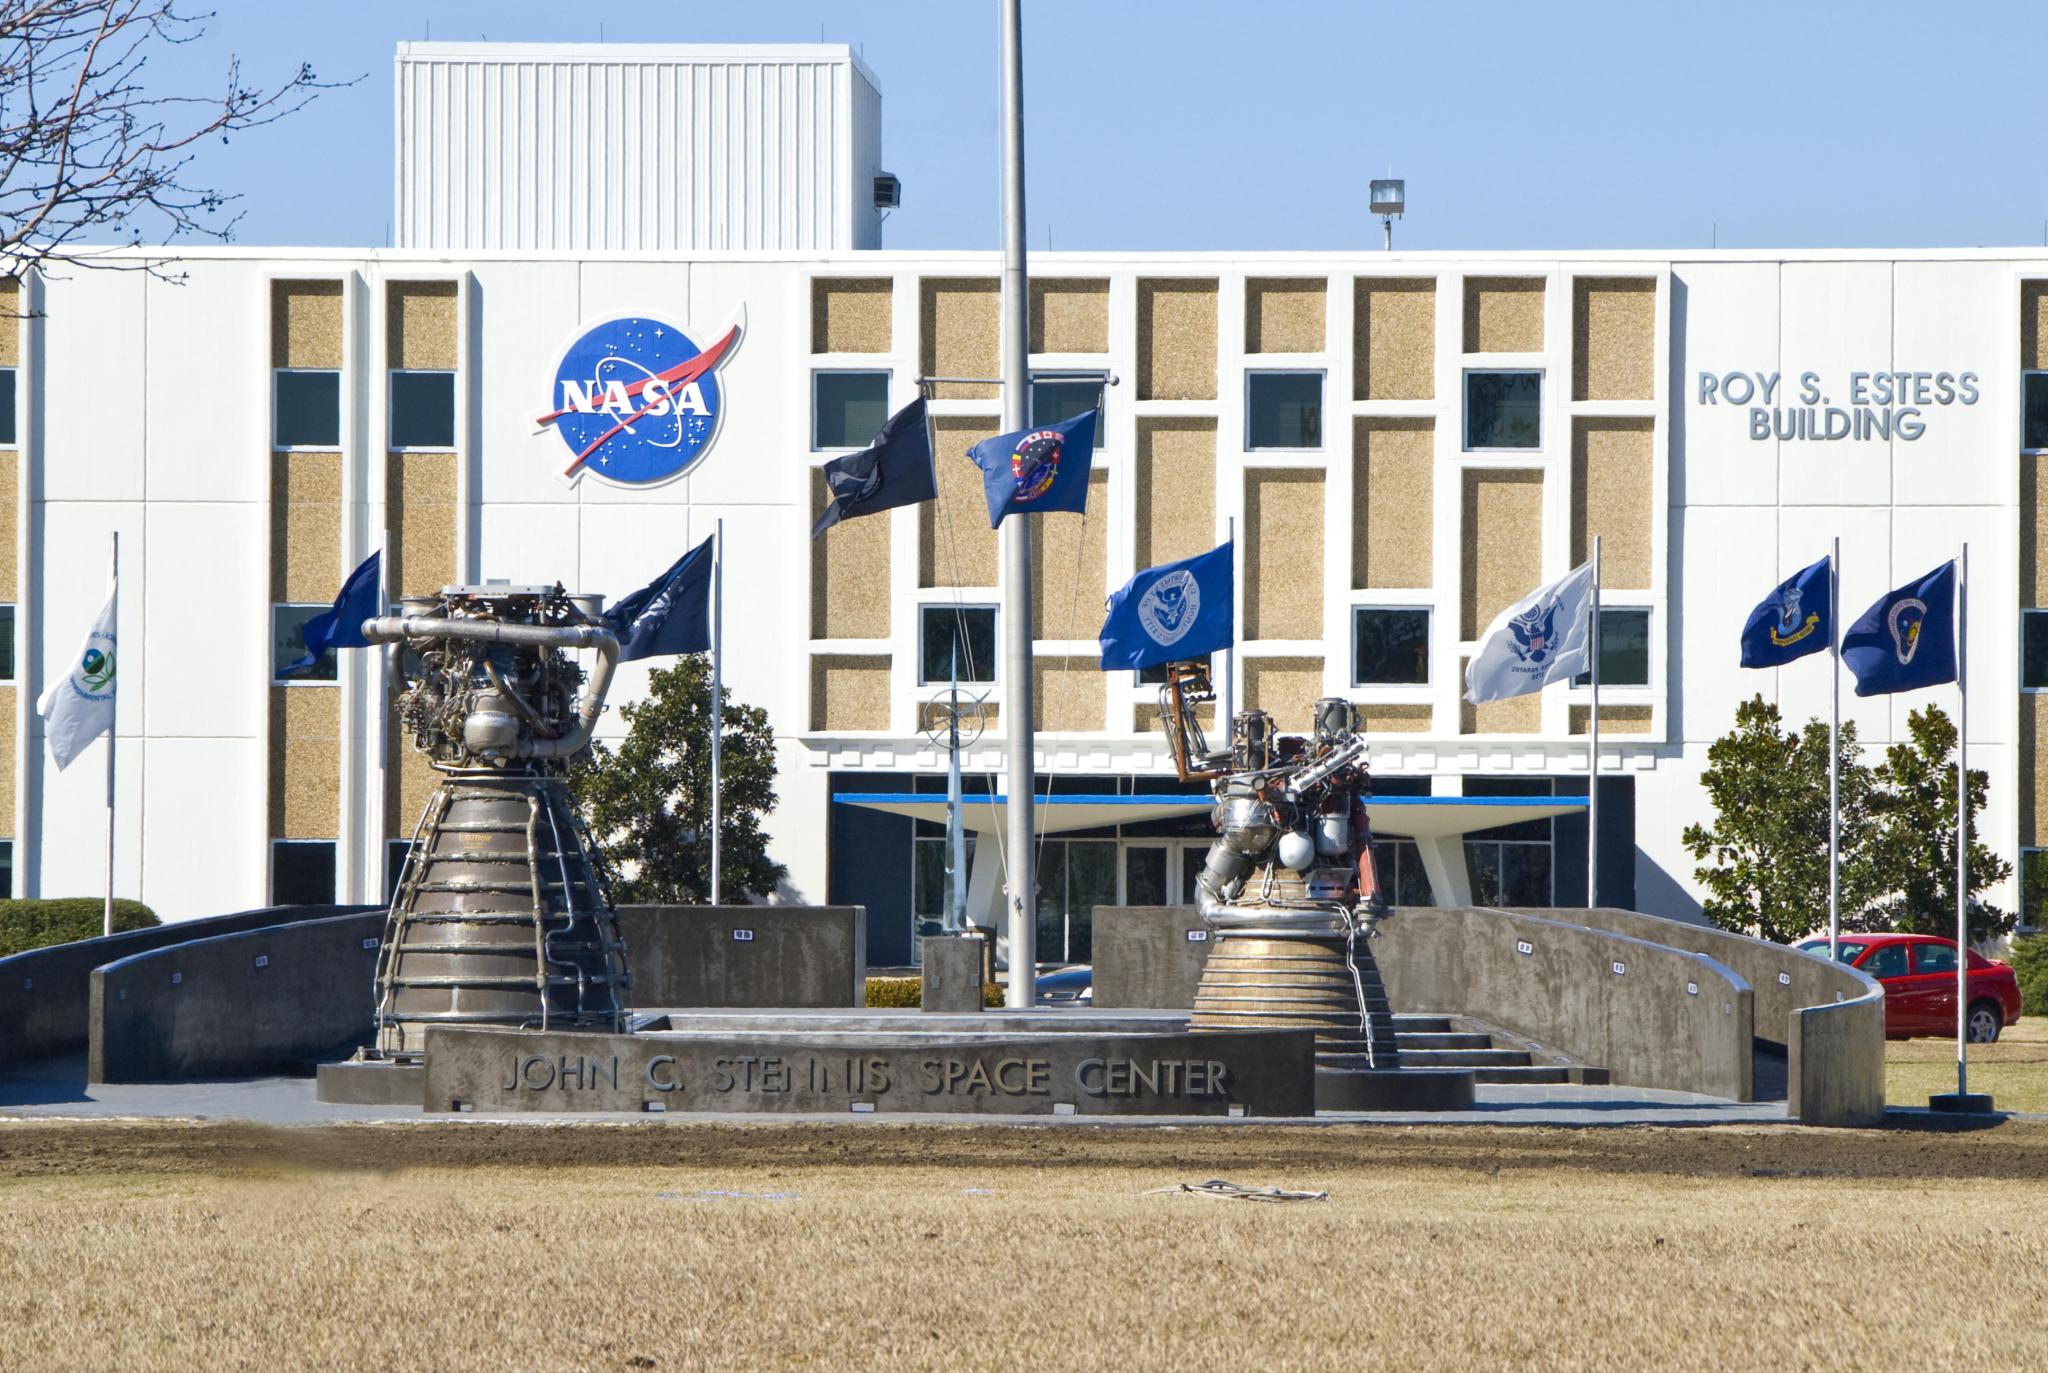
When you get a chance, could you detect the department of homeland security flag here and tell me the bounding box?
[1464,561,1595,704]
[1099,541,1234,672]
[37,576,117,771]
[604,535,714,661]
[279,550,381,679]
[1740,554,1832,669]
[1842,560,1956,697]
[966,409,1097,526]
[810,398,936,539]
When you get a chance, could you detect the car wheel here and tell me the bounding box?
[1966,1002,2002,1045]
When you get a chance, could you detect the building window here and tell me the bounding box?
[2026,373,2048,451]
[0,366,16,446]
[386,838,418,901]
[272,839,337,906]
[1465,839,1553,905]
[273,604,339,683]
[1246,371,1323,449]
[812,370,890,450]
[0,838,12,899]
[1464,370,1542,450]
[1352,608,1430,686]
[920,605,996,685]
[1574,608,1651,687]
[1033,838,1116,964]
[2024,611,2048,689]
[0,603,14,682]
[1370,839,1434,906]
[390,370,456,449]
[1030,375,1106,438]
[275,369,341,448]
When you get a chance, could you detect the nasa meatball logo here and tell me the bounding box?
[1137,569,1200,647]
[533,309,743,485]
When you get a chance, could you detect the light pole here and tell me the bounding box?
[1371,178,1405,250]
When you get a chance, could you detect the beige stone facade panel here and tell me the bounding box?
[1463,277,1545,354]
[1353,278,1435,400]
[387,450,460,600]
[1572,418,1654,589]
[0,461,16,600]
[1136,280,1218,400]
[272,280,345,370]
[2027,282,2048,372]
[2025,696,2048,846]
[811,655,892,732]
[1031,473,1108,639]
[1030,278,1109,354]
[270,685,339,840]
[275,451,343,504]
[1459,660,1541,734]
[812,278,893,354]
[2025,454,2048,607]
[1243,657,1322,731]
[1461,469,1544,640]
[0,277,19,365]
[1245,278,1326,354]
[0,686,13,832]
[1245,469,1325,640]
[1032,657,1103,732]
[387,281,459,370]
[1358,704,1432,735]
[1134,418,1215,569]
[1571,705,1652,735]
[271,472,342,604]
[811,470,892,639]
[921,416,1000,587]
[920,278,999,400]
[386,743,440,838]
[1134,702,1214,735]
[1352,418,1433,589]
[1572,278,1655,401]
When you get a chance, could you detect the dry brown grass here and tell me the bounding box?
[1887,1017,2048,1114]
[2,1120,2046,1372]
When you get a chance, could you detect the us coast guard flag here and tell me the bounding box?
[966,409,1097,526]
[1843,560,1957,697]
[1099,541,1234,672]
[37,577,117,770]
[1740,554,1832,669]
[1464,562,1595,704]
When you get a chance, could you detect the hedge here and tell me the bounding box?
[0,899,159,958]
[865,976,1005,1009]
[2012,935,2048,1018]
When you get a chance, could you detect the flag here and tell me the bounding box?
[1740,554,1832,669]
[966,409,1097,526]
[604,535,714,661]
[279,550,381,679]
[1099,541,1235,672]
[1843,560,1956,697]
[1464,561,1595,704]
[811,398,936,539]
[37,578,117,771]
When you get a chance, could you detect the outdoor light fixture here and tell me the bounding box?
[1370,178,1405,250]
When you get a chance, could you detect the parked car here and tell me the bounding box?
[1034,965,1093,1005]
[1794,932,2022,1042]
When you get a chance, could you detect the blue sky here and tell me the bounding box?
[139,1,2048,252]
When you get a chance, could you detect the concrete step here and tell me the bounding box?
[1391,1014,1457,1033]
[1395,1047,1541,1068]
[1392,1032,1495,1050]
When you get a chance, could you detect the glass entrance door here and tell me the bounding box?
[1034,840,1117,966]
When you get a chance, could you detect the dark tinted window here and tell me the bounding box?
[2025,614,2048,689]
[390,371,456,448]
[921,606,995,684]
[813,371,890,449]
[1860,943,1909,979]
[0,839,11,899]
[1030,379,1104,434]
[386,838,416,901]
[1465,371,1542,449]
[275,370,341,447]
[1913,943,1958,975]
[1575,609,1650,687]
[1247,372,1323,448]
[0,367,15,446]
[273,604,338,682]
[2026,373,2048,450]
[1353,608,1430,685]
[0,603,13,682]
[272,840,336,906]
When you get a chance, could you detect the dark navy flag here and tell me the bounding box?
[811,398,936,539]
[280,550,380,678]
[966,409,1097,526]
[604,535,713,662]
[1099,540,1234,672]
[1842,560,1957,697]
[1740,554,1832,669]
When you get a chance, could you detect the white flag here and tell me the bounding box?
[1464,561,1595,704]
[37,580,118,770]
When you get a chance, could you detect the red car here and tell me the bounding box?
[1795,932,2023,1042]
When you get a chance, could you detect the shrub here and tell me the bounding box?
[2011,935,2048,1018]
[863,976,1009,1009]
[0,899,158,958]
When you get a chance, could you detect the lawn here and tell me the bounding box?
[1886,1016,2048,1114]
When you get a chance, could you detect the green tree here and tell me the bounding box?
[568,656,787,904]
[1861,705,2012,941]
[1681,695,1880,943]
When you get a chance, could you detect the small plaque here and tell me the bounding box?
[1778,972,1792,986]
[363,938,381,950]
[171,972,182,986]
[254,955,270,969]
[731,929,755,942]
[1610,961,1626,976]
[1515,940,1534,956]
[1186,929,1209,943]
[1685,981,1698,996]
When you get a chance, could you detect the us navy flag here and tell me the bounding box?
[1843,560,1956,697]
[1099,541,1235,672]
[810,398,936,539]
[1740,554,1832,669]
[279,550,380,679]
[966,409,1097,526]
[604,535,714,661]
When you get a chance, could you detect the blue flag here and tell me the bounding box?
[1099,541,1234,672]
[1842,560,1956,697]
[811,398,936,539]
[280,550,380,678]
[966,409,1097,526]
[1739,554,1832,668]
[604,535,713,661]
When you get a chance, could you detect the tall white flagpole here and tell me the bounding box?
[1587,536,1602,909]
[1829,536,1841,961]
[103,531,118,938]
[1954,542,1969,1098]
[1222,515,1236,726]
[709,517,724,906]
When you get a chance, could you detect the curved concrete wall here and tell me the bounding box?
[89,910,386,1083]
[0,905,374,1067]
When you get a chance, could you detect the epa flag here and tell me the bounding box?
[1099,541,1234,672]
[1740,555,1832,669]
[37,578,118,771]
[1843,560,1956,697]
[966,409,1097,526]
[604,535,713,661]
[811,398,936,539]
[1464,561,1595,704]
[279,550,380,679]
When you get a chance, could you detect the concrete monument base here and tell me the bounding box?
[316,1058,426,1106]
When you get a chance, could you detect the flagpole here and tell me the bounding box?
[1955,541,1969,1099]
[1587,536,1601,909]
[1829,535,1841,962]
[1222,515,1236,726]
[103,531,117,938]
[709,517,724,906]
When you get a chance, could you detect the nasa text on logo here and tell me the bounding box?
[1887,597,1927,664]
[1137,568,1201,648]
[1010,428,1063,502]
[535,311,743,485]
